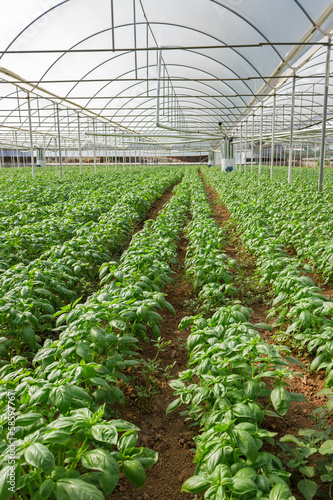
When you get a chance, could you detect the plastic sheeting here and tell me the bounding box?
[0,0,332,152]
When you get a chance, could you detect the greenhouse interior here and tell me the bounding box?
[2,2,333,500]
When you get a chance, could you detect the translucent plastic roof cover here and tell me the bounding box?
[0,0,333,152]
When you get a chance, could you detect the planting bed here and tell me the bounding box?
[0,165,333,500]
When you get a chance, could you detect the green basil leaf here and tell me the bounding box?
[181,475,210,493]
[269,483,293,499]
[91,424,118,445]
[166,397,182,415]
[122,459,146,488]
[81,449,119,477]
[39,478,55,500]
[50,386,73,414]
[56,479,105,500]
[319,440,333,454]
[118,431,138,454]
[24,443,55,474]
[297,479,317,500]
[271,386,291,416]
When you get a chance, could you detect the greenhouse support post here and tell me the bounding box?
[318,36,331,192]
[56,105,62,178]
[239,122,242,172]
[244,119,248,172]
[259,104,263,176]
[270,91,276,180]
[77,113,82,174]
[93,119,97,174]
[251,113,254,173]
[15,131,19,168]
[115,129,117,170]
[105,124,108,171]
[27,92,35,179]
[288,70,296,184]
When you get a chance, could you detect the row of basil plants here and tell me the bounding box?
[0,164,134,218]
[0,171,134,232]
[239,167,333,283]
[167,171,302,500]
[203,168,333,387]
[0,172,101,221]
[0,173,136,270]
[0,171,191,499]
[0,168,182,361]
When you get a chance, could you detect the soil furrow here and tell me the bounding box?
[110,216,199,499]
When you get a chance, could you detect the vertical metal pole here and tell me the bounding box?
[43,135,46,168]
[284,143,286,166]
[270,92,276,180]
[115,129,117,170]
[146,22,149,96]
[56,105,62,177]
[279,144,282,166]
[15,131,19,168]
[27,92,35,179]
[93,120,97,174]
[319,37,331,192]
[133,0,138,79]
[54,138,57,168]
[105,124,108,171]
[259,104,263,176]
[244,119,248,172]
[123,141,125,170]
[251,113,254,173]
[239,123,242,172]
[77,113,82,174]
[110,0,115,50]
[156,49,163,125]
[288,70,296,184]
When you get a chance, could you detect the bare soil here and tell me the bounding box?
[109,192,200,499]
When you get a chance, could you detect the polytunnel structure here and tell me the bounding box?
[0,0,333,187]
[4,4,333,500]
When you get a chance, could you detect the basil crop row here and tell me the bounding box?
[168,171,303,500]
[0,171,109,222]
[233,167,333,283]
[0,170,140,232]
[0,175,130,269]
[0,168,183,359]
[203,168,333,387]
[0,171,192,499]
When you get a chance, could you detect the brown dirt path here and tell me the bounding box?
[110,203,200,499]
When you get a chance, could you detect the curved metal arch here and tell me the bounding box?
[207,0,286,62]
[63,45,257,112]
[37,22,266,92]
[120,85,236,135]
[81,61,252,125]
[80,59,250,131]
[121,96,226,130]
[110,81,237,133]
[273,77,328,101]
[0,1,70,62]
[103,81,228,139]
[76,70,245,138]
